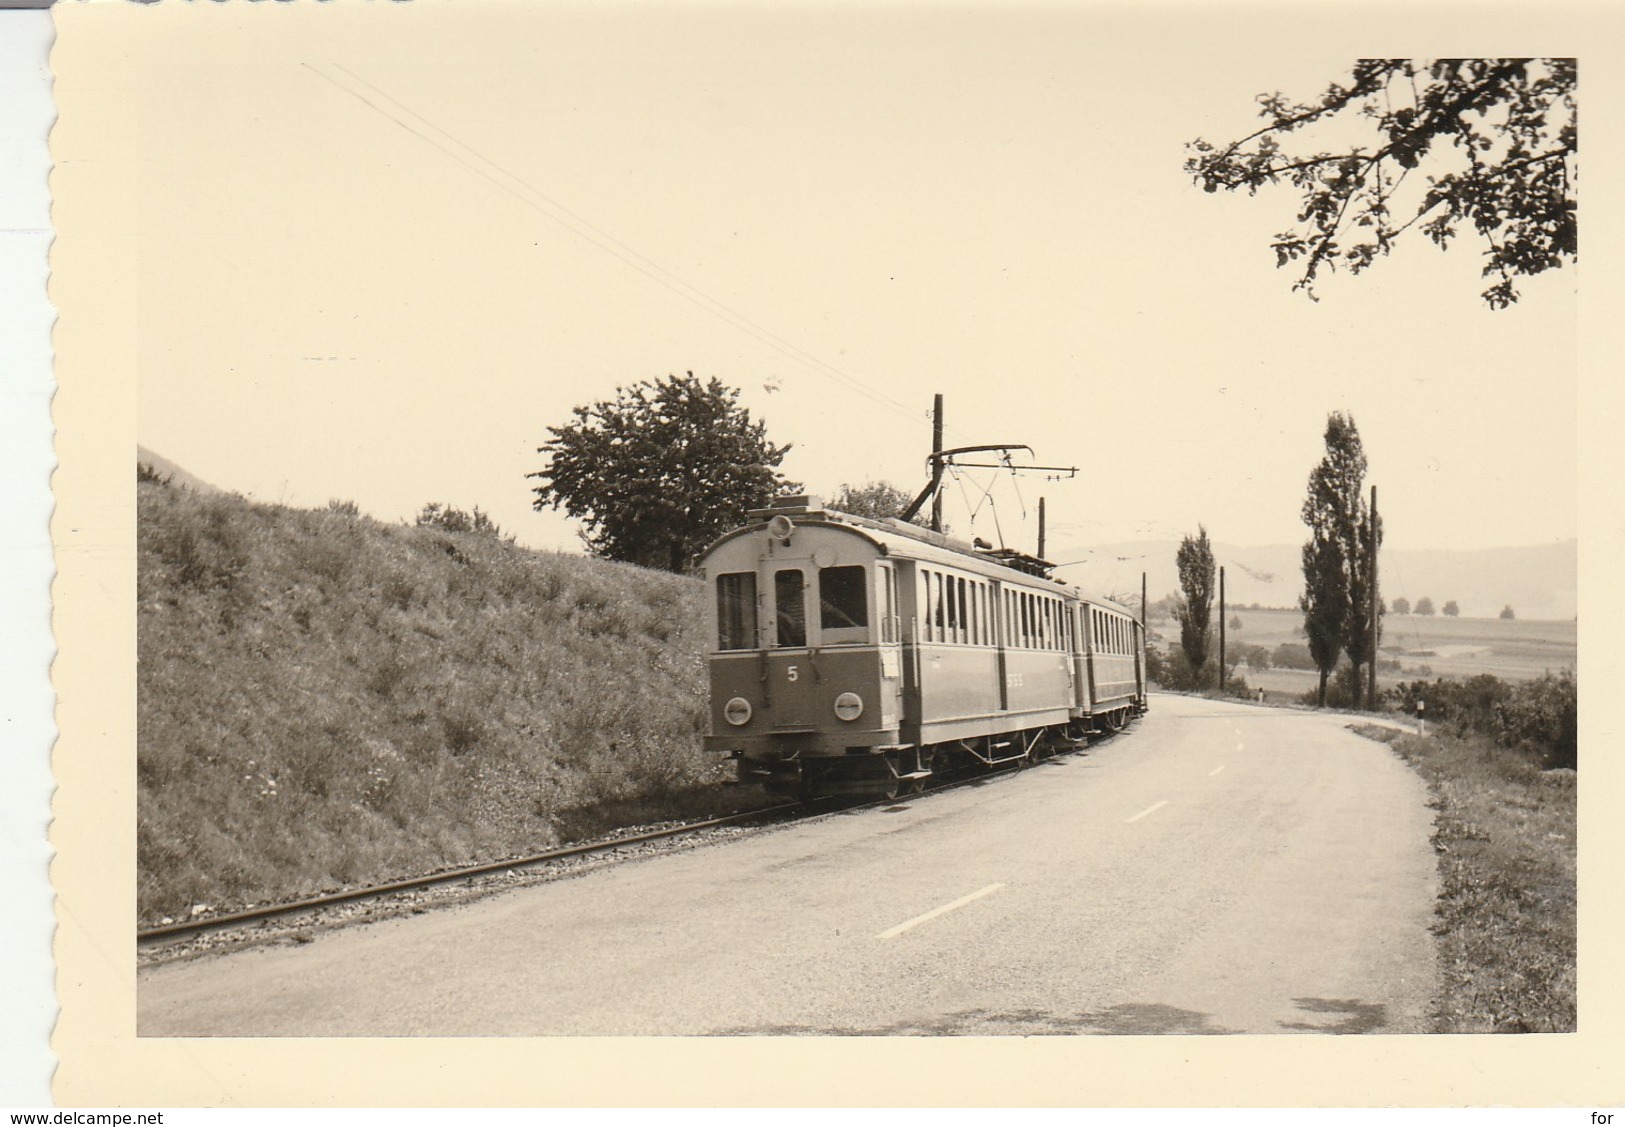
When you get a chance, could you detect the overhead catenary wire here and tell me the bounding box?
[305,62,963,442]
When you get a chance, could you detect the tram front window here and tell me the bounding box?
[819,565,869,643]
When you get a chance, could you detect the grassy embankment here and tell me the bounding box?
[1362,718,1575,1032]
[138,480,746,924]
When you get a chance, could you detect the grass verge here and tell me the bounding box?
[138,481,759,924]
[1361,724,1575,1032]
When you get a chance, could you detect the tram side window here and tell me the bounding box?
[818,565,869,634]
[775,569,807,648]
[716,572,757,651]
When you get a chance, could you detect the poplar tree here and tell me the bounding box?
[1175,526,1217,687]
[1300,412,1378,707]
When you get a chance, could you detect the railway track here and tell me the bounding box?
[138,729,1124,957]
[137,799,809,950]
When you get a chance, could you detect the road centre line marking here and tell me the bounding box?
[1126,800,1168,823]
[876,883,1005,940]
[1209,765,1225,777]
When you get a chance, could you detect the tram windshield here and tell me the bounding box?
[817,564,869,645]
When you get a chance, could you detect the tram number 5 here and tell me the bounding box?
[787,665,799,682]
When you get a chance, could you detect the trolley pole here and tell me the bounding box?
[1369,484,1379,711]
[1141,571,1148,632]
[1218,565,1226,694]
[930,393,944,533]
[1037,497,1046,560]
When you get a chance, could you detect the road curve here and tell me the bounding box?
[138,693,1438,1036]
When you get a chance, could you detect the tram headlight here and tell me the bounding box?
[723,697,753,726]
[833,692,864,722]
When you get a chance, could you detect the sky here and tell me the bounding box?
[109,3,1578,576]
[22,2,1621,1105]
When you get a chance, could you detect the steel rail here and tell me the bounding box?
[136,725,1131,949]
[136,800,806,946]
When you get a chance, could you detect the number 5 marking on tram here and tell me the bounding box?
[787,665,799,682]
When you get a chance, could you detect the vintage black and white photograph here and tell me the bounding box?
[42,0,1609,1108]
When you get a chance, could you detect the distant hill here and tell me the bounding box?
[136,445,221,494]
[1056,539,1577,622]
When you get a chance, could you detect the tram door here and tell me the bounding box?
[875,563,905,728]
[994,582,1009,711]
[765,564,815,728]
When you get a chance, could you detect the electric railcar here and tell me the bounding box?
[699,495,1147,797]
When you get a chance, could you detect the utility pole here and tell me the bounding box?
[1218,565,1226,694]
[1037,497,1046,560]
[930,393,944,533]
[1141,571,1148,632]
[1369,484,1379,711]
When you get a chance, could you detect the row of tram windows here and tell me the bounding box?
[1091,608,1136,656]
[917,567,1072,652]
[715,565,896,651]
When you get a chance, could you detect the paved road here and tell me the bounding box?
[138,694,1438,1036]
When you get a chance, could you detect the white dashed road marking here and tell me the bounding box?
[1209,765,1225,777]
[1126,800,1168,824]
[875,883,1006,941]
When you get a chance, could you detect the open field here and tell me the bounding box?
[1151,606,1576,701]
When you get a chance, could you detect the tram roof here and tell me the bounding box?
[702,496,1139,616]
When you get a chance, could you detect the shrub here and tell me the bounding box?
[1297,664,1375,709]
[1271,642,1320,671]
[416,502,510,541]
[1394,672,1576,770]
[1495,671,1577,769]
[1148,643,1220,692]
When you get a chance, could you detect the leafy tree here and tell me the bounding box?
[1186,59,1576,309]
[530,372,799,572]
[1391,595,1411,615]
[1300,413,1376,707]
[1444,600,1460,617]
[1501,604,1516,620]
[1416,596,1436,616]
[829,480,924,525]
[1225,643,1269,679]
[1174,526,1217,687]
